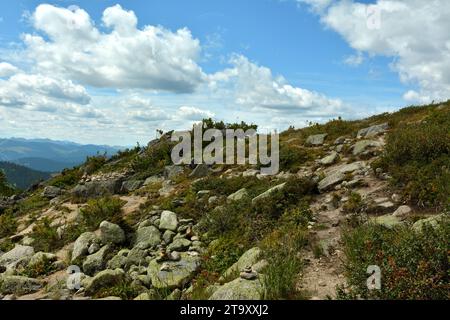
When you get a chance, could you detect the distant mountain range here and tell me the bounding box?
[0,137,121,173]
[0,161,51,190]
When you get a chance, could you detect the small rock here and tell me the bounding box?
[159,211,179,232]
[392,205,412,218]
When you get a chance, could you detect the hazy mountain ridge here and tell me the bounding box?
[0,138,122,172]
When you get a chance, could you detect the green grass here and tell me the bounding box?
[261,226,308,300]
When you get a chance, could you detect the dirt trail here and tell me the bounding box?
[298,162,391,299]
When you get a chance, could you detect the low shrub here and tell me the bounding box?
[80,196,126,231]
[49,168,82,188]
[374,109,450,208]
[0,210,17,238]
[31,218,61,252]
[339,218,450,300]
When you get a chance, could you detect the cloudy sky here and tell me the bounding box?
[0,0,449,146]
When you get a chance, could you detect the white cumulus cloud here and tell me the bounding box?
[302,0,450,103]
[24,4,206,93]
[211,55,344,114]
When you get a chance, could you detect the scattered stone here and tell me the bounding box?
[392,205,412,218]
[71,178,124,199]
[164,166,184,179]
[162,230,176,244]
[88,242,101,255]
[168,238,192,252]
[85,269,126,295]
[143,175,164,186]
[100,221,125,245]
[121,180,143,193]
[72,232,97,263]
[243,169,259,177]
[318,172,345,192]
[252,183,286,203]
[334,136,346,145]
[42,186,62,199]
[28,252,56,268]
[240,266,258,280]
[83,245,112,276]
[221,247,261,281]
[189,164,209,178]
[0,245,35,270]
[147,253,201,289]
[352,140,382,156]
[159,211,178,232]
[0,276,42,295]
[227,188,249,202]
[107,250,129,270]
[319,151,339,166]
[306,134,328,146]
[209,277,265,300]
[357,123,389,138]
[134,226,161,249]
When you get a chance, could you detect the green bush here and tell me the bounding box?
[20,255,57,278]
[279,145,310,172]
[375,110,450,208]
[204,236,247,275]
[131,139,173,178]
[31,218,61,252]
[83,154,107,175]
[339,218,450,300]
[0,211,17,238]
[80,197,125,231]
[49,168,82,188]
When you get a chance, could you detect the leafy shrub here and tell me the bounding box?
[49,168,82,188]
[21,255,57,278]
[131,139,173,178]
[31,218,61,252]
[83,154,107,175]
[375,110,450,208]
[342,192,364,214]
[339,218,450,300]
[279,145,310,172]
[80,197,125,231]
[204,236,247,275]
[0,211,17,238]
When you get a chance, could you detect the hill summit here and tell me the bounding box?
[0,101,449,300]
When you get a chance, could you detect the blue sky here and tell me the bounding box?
[0,0,448,145]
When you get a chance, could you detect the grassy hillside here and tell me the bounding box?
[0,161,51,190]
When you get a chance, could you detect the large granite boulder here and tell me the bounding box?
[0,245,35,270]
[147,253,201,289]
[306,134,328,146]
[100,221,125,245]
[0,275,42,295]
[209,277,265,300]
[357,123,389,138]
